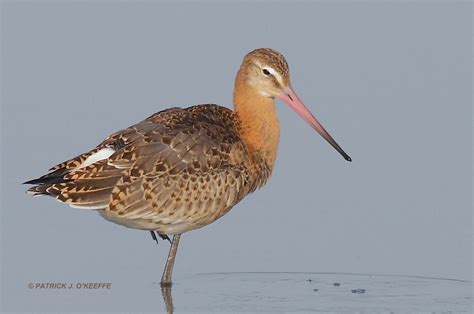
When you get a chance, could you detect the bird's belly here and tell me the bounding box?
[97,203,235,235]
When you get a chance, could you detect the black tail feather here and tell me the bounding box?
[23,168,70,185]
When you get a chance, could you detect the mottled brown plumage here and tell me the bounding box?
[25,48,351,284]
[27,104,273,234]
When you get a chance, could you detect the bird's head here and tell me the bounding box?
[236,48,352,162]
[239,48,290,98]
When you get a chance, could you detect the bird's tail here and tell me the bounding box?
[24,151,124,210]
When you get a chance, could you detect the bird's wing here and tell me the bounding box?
[25,106,252,227]
[103,105,253,231]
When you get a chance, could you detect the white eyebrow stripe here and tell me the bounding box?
[263,66,284,86]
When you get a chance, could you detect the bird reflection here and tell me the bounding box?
[160,283,174,314]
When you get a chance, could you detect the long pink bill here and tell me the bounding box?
[278,86,352,162]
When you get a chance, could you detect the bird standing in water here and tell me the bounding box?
[25,48,351,286]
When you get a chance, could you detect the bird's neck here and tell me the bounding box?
[233,77,280,171]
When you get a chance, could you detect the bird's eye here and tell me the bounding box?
[262,68,271,76]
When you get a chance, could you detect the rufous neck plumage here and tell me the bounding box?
[233,73,280,170]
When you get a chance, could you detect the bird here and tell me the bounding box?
[24,48,351,286]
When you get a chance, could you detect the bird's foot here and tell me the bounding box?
[158,232,171,243]
[150,231,171,244]
[150,231,159,244]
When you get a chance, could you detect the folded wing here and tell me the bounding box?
[25,105,253,232]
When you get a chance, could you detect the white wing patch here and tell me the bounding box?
[79,147,115,169]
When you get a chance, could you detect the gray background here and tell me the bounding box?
[1,0,471,312]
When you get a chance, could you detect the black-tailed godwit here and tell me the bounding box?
[25,48,351,285]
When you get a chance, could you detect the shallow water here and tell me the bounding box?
[152,272,471,313]
[6,271,472,312]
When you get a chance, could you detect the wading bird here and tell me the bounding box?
[25,48,351,286]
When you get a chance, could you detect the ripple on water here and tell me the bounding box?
[154,272,471,313]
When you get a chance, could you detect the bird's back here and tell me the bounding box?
[25,104,269,234]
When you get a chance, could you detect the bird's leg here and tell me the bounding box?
[160,234,181,286]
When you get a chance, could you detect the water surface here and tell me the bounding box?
[154,272,471,313]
